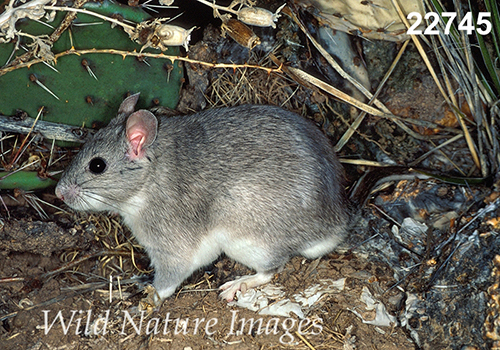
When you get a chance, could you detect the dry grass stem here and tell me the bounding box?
[408,133,464,166]
[284,6,386,111]
[335,39,410,152]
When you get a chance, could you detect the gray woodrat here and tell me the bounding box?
[55,93,350,303]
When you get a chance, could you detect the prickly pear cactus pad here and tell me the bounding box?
[0,0,183,129]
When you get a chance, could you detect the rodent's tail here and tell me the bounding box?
[348,166,410,209]
[348,166,494,209]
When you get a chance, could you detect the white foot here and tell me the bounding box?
[219,272,274,302]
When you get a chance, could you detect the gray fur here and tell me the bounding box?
[55,94,350,302]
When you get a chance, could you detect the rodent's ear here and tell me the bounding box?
[125,110,158,160]
[118,93,141,116]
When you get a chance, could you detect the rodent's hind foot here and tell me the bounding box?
[219,271,275,302]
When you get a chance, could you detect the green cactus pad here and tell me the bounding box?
[0,0,182,129]
[0,171,58,191]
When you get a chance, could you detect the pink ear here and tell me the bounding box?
[126,110,158,159]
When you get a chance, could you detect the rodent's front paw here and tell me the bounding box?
[138,285,161,312]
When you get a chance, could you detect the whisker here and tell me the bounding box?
[73,190,161,231]
[78,190,126,213]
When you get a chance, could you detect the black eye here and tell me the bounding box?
[89,157,107,174]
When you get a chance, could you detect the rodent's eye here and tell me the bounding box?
[88,157,107,174]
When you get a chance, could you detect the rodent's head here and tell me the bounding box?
[55,93,158,213]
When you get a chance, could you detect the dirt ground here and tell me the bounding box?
[1,1,499,350]
[0,214,417,350]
